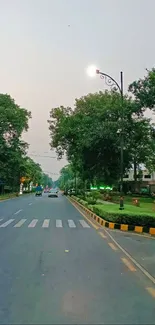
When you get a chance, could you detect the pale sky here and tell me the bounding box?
[0,0,155,180]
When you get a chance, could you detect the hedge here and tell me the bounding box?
[72,196,155,228]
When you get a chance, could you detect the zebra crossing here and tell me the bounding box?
[0,218,91,229]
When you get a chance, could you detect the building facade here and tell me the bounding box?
[123,169,155,193]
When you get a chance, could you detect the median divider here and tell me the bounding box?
[68,195,155,236]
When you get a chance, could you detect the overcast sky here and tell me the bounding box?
[0,0,155,180]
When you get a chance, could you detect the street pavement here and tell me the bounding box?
[106,227,155,278]
[0,193,155,324]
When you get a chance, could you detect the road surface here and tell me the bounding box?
[0,193,155,324]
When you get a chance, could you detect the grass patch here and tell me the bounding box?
[0,193,19,201]
[96,202,155,215]
[92,204,155,227]
[72,195,155,228]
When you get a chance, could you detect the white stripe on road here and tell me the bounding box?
[0,219,15,228]
[28,219,38,228]
[79,220,90,228]
[68,220,76,228]
[56,219,62,228]
[14,219,27,228]
[28,203,32,206]
[42,219,50,228]
[14,209,22,215]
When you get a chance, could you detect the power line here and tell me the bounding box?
[29,154,57,159]
[29,153,66,160]
[43,170,60,176]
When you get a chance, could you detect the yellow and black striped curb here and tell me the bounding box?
[69,196,155,236]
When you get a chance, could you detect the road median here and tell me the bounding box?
[68,195,155,236]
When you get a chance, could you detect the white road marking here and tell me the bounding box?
[56,219,62,228]
[68,220,76,228]
[14,209,22,215]
[28,219,38,228]
[29,203,32,206]
[14,219,27,228]
[79,220,90,228]
[0,219,15,228]
[42,219,50,228]
[103,228,155,285]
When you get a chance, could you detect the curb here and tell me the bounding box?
[69,196,155,236]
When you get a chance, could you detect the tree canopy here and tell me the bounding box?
[129,68,155,109]
[0,93,51,192]
[49,89,155,189]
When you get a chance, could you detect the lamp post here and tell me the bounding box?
[87,66,124,195]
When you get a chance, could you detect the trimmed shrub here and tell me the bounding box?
[87,198,97,205]
[72,196,155,228]
[92,206,155,228]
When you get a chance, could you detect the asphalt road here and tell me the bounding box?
[0,193,155,324]
[107,227,155,278]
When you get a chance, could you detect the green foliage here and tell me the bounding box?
[0,94,31,190]
[129,68,155,109]
[42,173,53,188]
[73,196,155,228]
[90,191,102,200]
[49,68,155,191]
[92,206,155,228]
[0,93,47,192]
[56,164,75,190]
[48,90,155,187]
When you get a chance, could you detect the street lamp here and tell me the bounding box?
[87,66,124,196]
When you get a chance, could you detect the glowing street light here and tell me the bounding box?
[86,65,97,78]
[87,64,124,200]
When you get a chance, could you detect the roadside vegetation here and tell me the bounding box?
[50,68,155,228]
[0,94,52,196]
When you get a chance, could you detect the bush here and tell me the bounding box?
[73,196,155,228]
[77,194,86,200]
[87,198,96,205]
[91,191,102,200]
[92,206,155,228]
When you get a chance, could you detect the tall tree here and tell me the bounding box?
[129,68,155,109]
[42,173,53,188]
[0,94,31,189]
[48,91,145,186]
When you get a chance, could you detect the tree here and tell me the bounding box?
[129,68,155,109]
[0,94,31,190]
[48,91,145,186]
[42,173,53,188]
[21,157,43,186]
[56,165,75,190]
[126,117,155,185]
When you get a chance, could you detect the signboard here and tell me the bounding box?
[20,177,31,183]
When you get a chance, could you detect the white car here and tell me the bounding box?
[48,189,58,198]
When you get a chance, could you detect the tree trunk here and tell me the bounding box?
[133,159,139,192]
[134,159,137,182]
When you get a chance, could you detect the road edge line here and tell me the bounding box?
[103,227,155,285]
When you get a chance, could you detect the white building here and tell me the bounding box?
[123,168,155,182]
[123,168,155,193]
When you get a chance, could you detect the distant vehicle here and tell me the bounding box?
[48,188,58,198]
[68,189,75,195]
[35,185,42,197]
